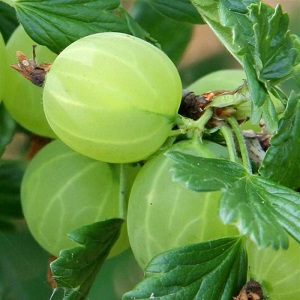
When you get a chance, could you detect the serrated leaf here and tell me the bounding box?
[191,0,298,87]
[167,152,300,249]
[220,175,300,250]
[14,0,132,53]
[250,92,278,131]
[0,160,25,229]
[51,219,123,299]
[0,103,16,156]
[191,0,298,130]
[192,0,276,130]
[166,151,247,191]
[123,237,247,300]
[191,0,259,66]
[249,3,298,82]
[259,92,300,189]
[146,0,204,24]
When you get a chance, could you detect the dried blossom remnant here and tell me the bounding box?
[180,89,228,120]
[233,279,264,300]
[11,45,51,87]
[180,82,248,123]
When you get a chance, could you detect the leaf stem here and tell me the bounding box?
[226,117,252,173]
[169,128,185,137]
[173,108,214,138]
[220,125,239,163]
[194,108,214,136]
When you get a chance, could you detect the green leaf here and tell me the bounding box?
[0,103,16,156]
[191,0,299,130]
[51,219,123,299]
[190,0,258,66]
[168,152,300,249]
[0,160,25,229]
[146,0,204,24]
[166,151,247,191]
[249,3,298,82]
[0,2,19,42]
[123,237,247,300]
[0,228,53,298]
[220,175,300,250]
[259,92,300,189]
[250,92,278,131]
[14,0,132,53]
[190,0,273,128]
[118,7,158,47]
[131,0,193,64]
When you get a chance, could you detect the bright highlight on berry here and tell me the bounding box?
[43,32,182,163]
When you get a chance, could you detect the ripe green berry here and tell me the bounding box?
[187,69,246,93]
[21,139,140,257]
[43,32,182,163]
[127,139,238,268]
[247,237,300,300]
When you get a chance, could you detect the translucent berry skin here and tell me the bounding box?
[3,25,56,137]
[43,32,182,163]
[187,69,246,94]
[127,139,238,268]
[21,139,139,257]
[247,237,300,300]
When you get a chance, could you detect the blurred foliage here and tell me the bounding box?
[0,160,25,230]
[0,3,19,42]
[0,228,52,300]
[130,0,193,65]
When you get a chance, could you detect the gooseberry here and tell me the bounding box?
[127,139,238,268]
[187,69,246,93]
[43,32,182,163]
[21,139,140,257]
[247,237,300,300]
